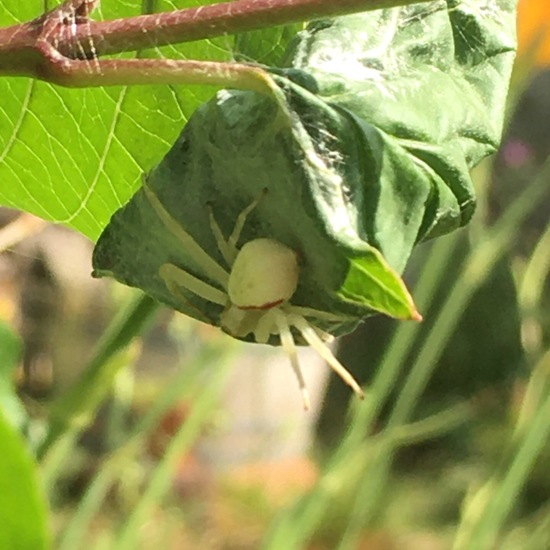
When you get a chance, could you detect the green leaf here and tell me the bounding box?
[340,254,420,320]
[0,1,234,241]
[93,1,515,334]
[92,83,420,335]
[0,408,50,550]
[0,321,26,430]
[283,0,517,269]
[233,23,304,66]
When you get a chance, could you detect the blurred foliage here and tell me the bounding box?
[0,322,49,549]
[318,248,524,447]
[0,320,26,429]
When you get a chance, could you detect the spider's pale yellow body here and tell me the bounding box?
[227,238,299,310]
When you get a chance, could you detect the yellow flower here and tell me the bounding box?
[518,0,550,66]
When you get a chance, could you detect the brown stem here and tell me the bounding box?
[0,0,428,86]
[75,0,427,57]
[37,40,282,92]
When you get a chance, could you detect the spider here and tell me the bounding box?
[143,184,364,410]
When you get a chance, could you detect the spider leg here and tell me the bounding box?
[286,304,353,341]
[221,306,264,339]
[143,182,229,287]
[207,206,234,266]
[207,190,266,266]
[289,313,364,399]
[253,309,276,345]
[226,190,267,260]
[273,309,311,410]
[159,263,227,306]
[160,278,211,324]
[311,326,335,343]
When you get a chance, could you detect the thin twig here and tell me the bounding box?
[0,0,429,87]
[69,0,428,57]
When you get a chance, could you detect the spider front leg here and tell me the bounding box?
[159,264,227,307]
[208,190,267,266]
[288,312,364,399]
[272,309,311,410]
[143,183,229,287]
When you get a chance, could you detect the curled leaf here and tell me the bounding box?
[93,0,516,338]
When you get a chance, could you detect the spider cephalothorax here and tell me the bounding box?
[143,184,363,409]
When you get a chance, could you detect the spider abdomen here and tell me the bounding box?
[228,238,299,309]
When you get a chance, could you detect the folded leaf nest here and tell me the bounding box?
[93,0,516,350]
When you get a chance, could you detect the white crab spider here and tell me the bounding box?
[143,184,364,410]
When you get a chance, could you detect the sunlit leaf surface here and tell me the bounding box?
[93,0,516,331]
[0,1,281,240]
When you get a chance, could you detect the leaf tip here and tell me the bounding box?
[411,309,423,322]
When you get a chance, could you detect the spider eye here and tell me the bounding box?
[228,238,299,309]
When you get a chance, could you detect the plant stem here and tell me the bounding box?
[74,0,429,58]
[56,338,234,550]
[263,232,463,550]
[453,374,550,550]
[37,291,159,459]
[114,357,233,550]
[0,0,429,85]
